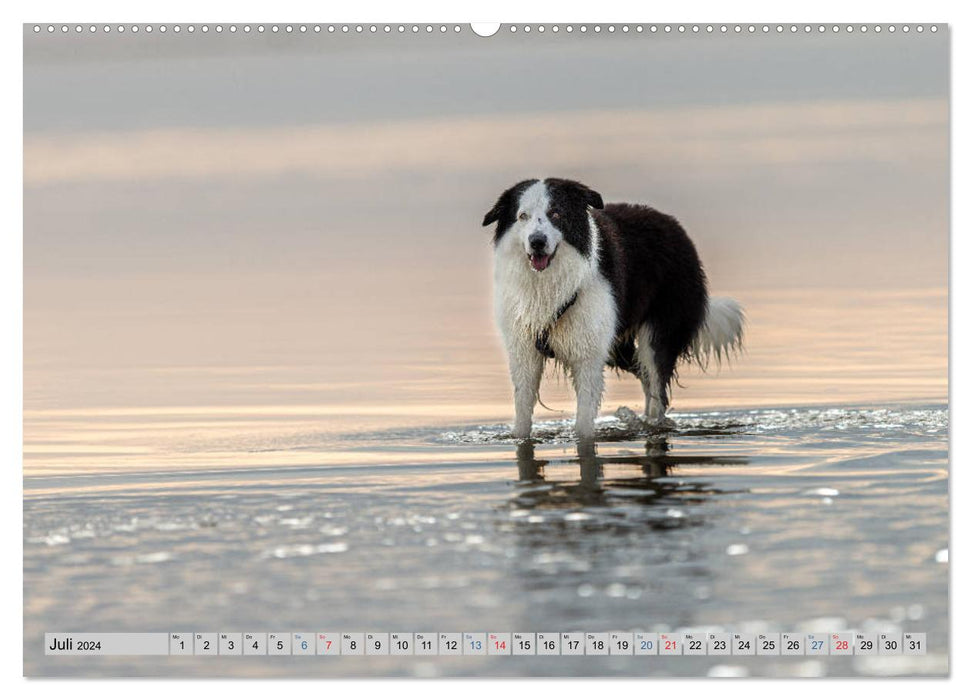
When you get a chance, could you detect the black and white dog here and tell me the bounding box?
[483,178,744,440]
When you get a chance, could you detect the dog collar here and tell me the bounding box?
[535,291,579,359]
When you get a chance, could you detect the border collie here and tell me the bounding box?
[483,177,744,440]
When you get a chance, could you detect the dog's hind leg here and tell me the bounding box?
[509,345,545,439]
[636,325,670,424]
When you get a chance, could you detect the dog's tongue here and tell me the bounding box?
[530,254,551,271]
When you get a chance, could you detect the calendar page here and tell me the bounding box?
[23,20,949,678]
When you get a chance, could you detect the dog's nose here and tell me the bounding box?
[528,233,547,252]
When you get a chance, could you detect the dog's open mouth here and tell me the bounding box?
[529,251,555,271]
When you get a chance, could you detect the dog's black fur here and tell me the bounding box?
[485,178,709,407]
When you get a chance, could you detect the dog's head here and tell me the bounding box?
[482,178,604,272]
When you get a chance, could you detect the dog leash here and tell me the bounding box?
[535,291,579,359]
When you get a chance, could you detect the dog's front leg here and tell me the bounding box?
[571,357,606,440]
[509,345,545,439]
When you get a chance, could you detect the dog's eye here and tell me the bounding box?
[518,212,529,221]
[549,210,560,220]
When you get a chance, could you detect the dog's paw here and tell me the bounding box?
[644,415,676,431]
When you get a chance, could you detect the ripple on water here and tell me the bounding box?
[437,405,947,445]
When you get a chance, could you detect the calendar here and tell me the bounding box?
[45,631,928,657]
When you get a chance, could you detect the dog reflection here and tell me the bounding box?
[512,438,745,512]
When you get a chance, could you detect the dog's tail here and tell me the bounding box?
[686,296,745,368]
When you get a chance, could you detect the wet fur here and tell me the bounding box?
[484,178,743,440]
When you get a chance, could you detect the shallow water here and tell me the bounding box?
[24,403,948,677]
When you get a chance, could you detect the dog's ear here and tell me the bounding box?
[581,185,604,210]
[482,185,519,226]
[548,178,604,211]
[482,189,512,227]
[482,197,504,227]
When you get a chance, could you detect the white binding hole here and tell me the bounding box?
[471,22,502,37]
